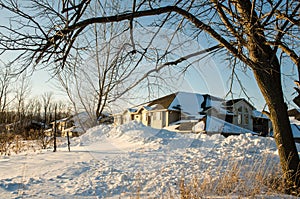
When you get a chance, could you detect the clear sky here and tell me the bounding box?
[30,69,64,98]
[14,45,275,111]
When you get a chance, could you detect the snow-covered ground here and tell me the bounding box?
[0,121,298,198]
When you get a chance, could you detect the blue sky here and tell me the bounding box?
[26,49,297,110]
[0,3,298,111]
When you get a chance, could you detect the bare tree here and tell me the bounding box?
[57,2,181,121]
[53,103,57,152]
[38,92,53,149]
[0,0,300,190]
[58,21,141,120]
[13,72,31,136]
[0,61,15,124]
[0,62,12,112]
[42,92,53,126]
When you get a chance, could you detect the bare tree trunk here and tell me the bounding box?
[67,131,70,152]
[235,0,300,189]
[53,104,57,152]
[254,65,300,189]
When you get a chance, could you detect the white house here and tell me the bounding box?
[113,91,271,136]
[45,112,93,137]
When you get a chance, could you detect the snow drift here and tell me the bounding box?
[0,121,297,198]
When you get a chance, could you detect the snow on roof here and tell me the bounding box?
[70,112,97,130]
[204,116,257,135]
[202,94,234,116]
[290,117,300,125]
[145,92,236,117]
[291,124,300,138]
[168,92,203,113]
[122,92,256,118]
[63,126,85,133]
[206,106,234,115]
[136,106,153,112]
[252,110,269,119]
[225,98,254,109]
[168,92,205,115]
[149,104,165,110]
[52,117,69,123]
[204,95,224,108]
[143,106,153,111]
[127,108,137,113]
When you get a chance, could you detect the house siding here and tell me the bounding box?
[141,110,148,126]
[253,118,269,135]
[151,111,164,129]
[168,111,180,125]
[231,100,253,131]
[113,92,271,135]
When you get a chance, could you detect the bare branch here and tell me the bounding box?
[109,44,223,102]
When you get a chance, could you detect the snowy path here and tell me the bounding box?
[0,122,297,198]
[0,133,134,198]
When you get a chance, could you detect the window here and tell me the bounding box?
[237,107,243,124]
[154,112,161,120]
[236,106,251,126]
[244,108,249,125]
[157,112,161,120]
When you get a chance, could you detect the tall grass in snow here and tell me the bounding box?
[178,155,299,198]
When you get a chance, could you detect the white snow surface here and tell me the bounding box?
[0,121,298,198]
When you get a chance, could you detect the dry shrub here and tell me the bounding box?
[0,133,14,155]
[0,133,24,155]
[178,155,300,198]
[180,176,204,199]
[11,135,25,154]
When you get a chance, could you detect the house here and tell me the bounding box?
[61,126,84,137]
[286,109,300,142]
[252,110,272,136]
[47,117,72,137]
[223,98,271,135]
[288,108,300,120]
[46,112,93,137]
[192,115,257,136]
[97,112,114,124]
[223,98,254,131]
[114,92,228,129]
[114,91,272,135]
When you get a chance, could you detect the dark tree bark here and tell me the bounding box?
[67,131,70,152]
[237,0,300,188]
[53,104,57,153]
[254,61,300,187]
